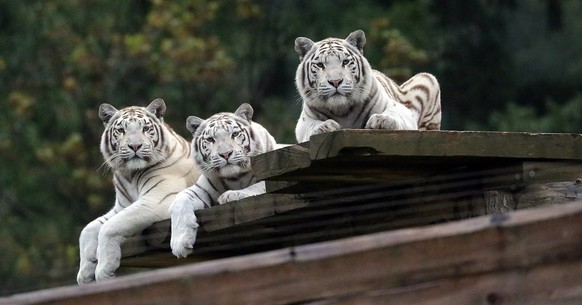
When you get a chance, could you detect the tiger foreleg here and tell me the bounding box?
[169,190,203,258]
[217,181,266,204]
[93,205,164,281]
[77,219,103,284]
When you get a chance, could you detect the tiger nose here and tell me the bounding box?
[219,151,232,160]
[328,78,343,88]
[128,143,142,152]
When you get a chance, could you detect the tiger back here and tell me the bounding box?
[169,103,277,258]
[77,98,200,284]
[294,29,441,142]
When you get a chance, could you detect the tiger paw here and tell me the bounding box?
[217,190,251,204]
[77,238,99,284]
[76,261,97,284]
[171,232,196,258]
[94,264,115,282]
[170,213,199,258]
[365,113,415,130]
[311,119,341,136]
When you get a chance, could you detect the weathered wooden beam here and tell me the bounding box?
[523,161,582,183]
[309,130,582,160]
[252,142,311,181]
[517,181,582,209]
[5,202,581,305]
[195,193,307,232]
[253,131,582,194]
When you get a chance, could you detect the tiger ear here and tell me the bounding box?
[294,37,314,61]
[99,103,118,125]
[146,98,167,119]
[345,30,366,54]
[235,103,254,122]
[185,116,204,135]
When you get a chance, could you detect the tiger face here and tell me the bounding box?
[99,99,168,171]
[186,103,254,179]
[295,30,371,116]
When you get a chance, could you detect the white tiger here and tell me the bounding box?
[77,98,200,284]
[169,103,277,258]
[294,29,442,142]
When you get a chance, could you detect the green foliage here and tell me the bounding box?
[477,94,582,132]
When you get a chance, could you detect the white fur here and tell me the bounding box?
[294,30,441,142]
[169,104,277,258]
[77,99,199,284]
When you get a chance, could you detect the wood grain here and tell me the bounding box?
[252,142,311,181]
[4,202,581,305]
[309,130,582,160]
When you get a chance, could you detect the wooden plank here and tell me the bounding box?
[309,130,582,161]
[5,201,581,305]
[200,193,306,232]
[252,142,310,181]
[289,260,582,305]
[517,181,582,209]
[523,161,582,183]
[253,130,582,193]
[132,193,306,247]
[120,250,213,269]
[516,161,582,209]
[265,180,300,193]
[263,158,523,195]
[259,157,524,194]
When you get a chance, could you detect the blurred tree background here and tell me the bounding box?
[1,0,581,295]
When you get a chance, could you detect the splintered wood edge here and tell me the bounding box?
[309,130,582,161]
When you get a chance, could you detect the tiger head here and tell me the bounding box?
[186,103,255,179]
[294,29,372,116]
[99,98,169,172]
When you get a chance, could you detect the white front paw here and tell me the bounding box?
[365,113,413,130]
[170,213,199,258]
[218,190,250,204]
[77,223,100,284]
[171,227,198,258]
[311,119,340,137]
[77,260,97,284]
[94,264,115,282]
